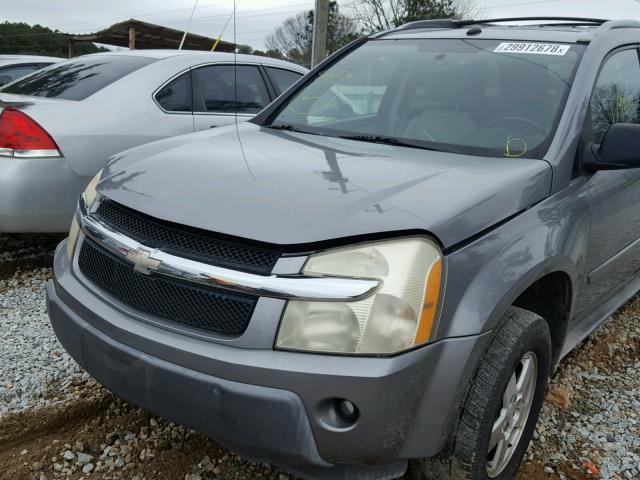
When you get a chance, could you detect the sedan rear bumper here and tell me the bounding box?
[48,241,491,479]
[0,157,87,233]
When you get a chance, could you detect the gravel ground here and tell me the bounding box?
[0,266,88,415]
[521,299,640,480]
[0,235,639,480]
[0,234,82,416]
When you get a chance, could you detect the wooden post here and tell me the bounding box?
[68,39,74,58]
[128,26,136,50]
[311,0,329,67]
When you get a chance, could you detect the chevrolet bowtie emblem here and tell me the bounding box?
[126,247,161,275]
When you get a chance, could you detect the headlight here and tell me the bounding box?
[83,169,103,209]
[276,237,443,355]
[66,216,81,259]
[67,169,102,258]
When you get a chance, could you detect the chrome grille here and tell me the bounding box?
[78,237,256,336]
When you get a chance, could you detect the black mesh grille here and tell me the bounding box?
[94,199,280,274]
[78,238,256,335]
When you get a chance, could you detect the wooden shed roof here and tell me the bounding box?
[69,18,235,52]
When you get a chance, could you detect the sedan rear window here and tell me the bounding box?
[0,64,48,86]
[1,56,157,101]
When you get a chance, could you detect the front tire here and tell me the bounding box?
[410,307,552,480]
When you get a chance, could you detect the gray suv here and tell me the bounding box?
[47,17,640,480]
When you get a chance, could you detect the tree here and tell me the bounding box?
[265,1,360,67]
[591,84,640,143]
[236,44,285,60]
[0,22,107,58]
[350,0,479,32]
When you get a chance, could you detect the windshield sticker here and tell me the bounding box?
[494,42,570,56]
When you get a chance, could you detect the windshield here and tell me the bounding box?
[1,55,157,101]
[269,39,584,159]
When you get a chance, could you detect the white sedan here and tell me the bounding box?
[0,50,307,232]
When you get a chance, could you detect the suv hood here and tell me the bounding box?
[100,122,552,249]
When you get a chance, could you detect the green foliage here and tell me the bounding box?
[236,44,285,60]
[403,0,459,24]
[591,83,640,143]
[0,22,108,58]
[306,2,362,56]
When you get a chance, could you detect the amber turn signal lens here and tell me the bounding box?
[414,258,442,346]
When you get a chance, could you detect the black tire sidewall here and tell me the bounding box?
[456,309,552,480]
[486,322,550,479]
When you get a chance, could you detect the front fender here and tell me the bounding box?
[437,178,590,339]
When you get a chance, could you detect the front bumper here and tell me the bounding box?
[0,156,87,233]
[48,241,491,479]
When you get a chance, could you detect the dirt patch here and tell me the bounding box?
[0,385,107,450]
[0,385,609,480]
[0,260,54,281]
[518,461,554,479]
[0,386,290,480]
[0,233,63,280]
[517,461,598,480]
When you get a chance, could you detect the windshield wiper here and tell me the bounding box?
[267,123,296,131]
[338,134,449,152]
[266,123,318,135]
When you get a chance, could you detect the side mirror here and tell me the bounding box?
[586,123,640,171]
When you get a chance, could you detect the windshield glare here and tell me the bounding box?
[270,39,584,159]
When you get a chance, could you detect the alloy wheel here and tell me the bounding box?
[486,351,538,478]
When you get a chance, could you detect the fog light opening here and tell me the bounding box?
[338,399,358,423]
[317,398,360,430]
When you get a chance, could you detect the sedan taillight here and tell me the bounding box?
[0,108,61,158]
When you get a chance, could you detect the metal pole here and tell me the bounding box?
[179,0,199,50]
[311,0,329,67]
[211,0,239,51]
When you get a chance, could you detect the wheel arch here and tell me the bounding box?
[511,270,573,365]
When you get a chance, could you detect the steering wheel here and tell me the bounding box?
[486,116,547,136]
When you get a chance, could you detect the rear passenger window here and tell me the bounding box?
[156,72,192,112]
[0,64,43,86]
[266,67,302,94]
[1,55,156,101]
[192,65,270,114]
[591,49,640,143]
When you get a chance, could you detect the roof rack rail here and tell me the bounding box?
[456,17,608,26]
[390,17,608,32]
[377,16,632,39]
[394,19,460,31]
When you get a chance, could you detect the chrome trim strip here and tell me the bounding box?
[76,197,380,302]
[0,148,61,158]
[14,149,61,158]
